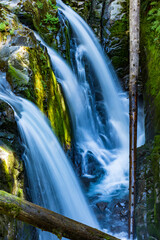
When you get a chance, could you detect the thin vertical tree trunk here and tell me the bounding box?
[129,0,140,239]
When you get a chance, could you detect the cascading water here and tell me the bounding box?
[55,0,130,205]
[34,33,110,175]
[55,0,131,197]
[0,72,99,240]
[36,0,144,236]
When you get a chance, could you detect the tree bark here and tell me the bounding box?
[129,0,140,239]
[0,190,119,240]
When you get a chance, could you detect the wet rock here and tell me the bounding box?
[96,201,108,212]
[136,141,160,240]
[0,143,25,240]
[0,5,71,149]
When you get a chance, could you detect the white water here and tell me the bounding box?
[55,0,129,197]
[0,72,99,240]
[35,34,130,199]
[56,0,145,197]
[35,0,145,200]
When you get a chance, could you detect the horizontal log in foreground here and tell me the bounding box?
[0,191,120,240]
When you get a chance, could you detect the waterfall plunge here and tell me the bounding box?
[56,0,130,197]
[36,1,145,236]
[0,72,99,240]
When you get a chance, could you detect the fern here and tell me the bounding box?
[147,2,160,42]
[43,13,59,25]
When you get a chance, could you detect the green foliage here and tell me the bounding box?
[43,13,59,25]
[147,2,160,42]
[145,137,160,239]
[48,0,58,9]
[9,28,15,35]
[40,12,59,31]
[36,1,44,9]
[0,22,6,32]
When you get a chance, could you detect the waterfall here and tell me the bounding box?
[56,0,145,195]
[55,0,130,197]
[36,0,144,236]
[34,32,130,197]
[0,72,99,240]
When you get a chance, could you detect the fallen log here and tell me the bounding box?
[0,190,119,240]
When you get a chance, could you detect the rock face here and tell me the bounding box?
[136,141,160,240]
[135,1,160,239]
[65,0,129,89]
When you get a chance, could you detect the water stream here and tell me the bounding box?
[0,72,99,240]
[36,0,145,236]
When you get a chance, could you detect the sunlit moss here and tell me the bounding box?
[28,47,71,149]
[48,71,71,149]
[0,146,24,197]
[34,71,44,112]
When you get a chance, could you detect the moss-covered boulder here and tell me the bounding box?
[0,144,24,240]
[0,144,24,197]
[0,0,60,46]
[0,5,71,149]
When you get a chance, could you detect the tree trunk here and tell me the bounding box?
[129,0,140,239]
[0,190,119,240]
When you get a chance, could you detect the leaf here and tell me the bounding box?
[150,2,157,6]
[148,8,157,15]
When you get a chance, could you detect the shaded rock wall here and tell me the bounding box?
[135,1,160,239]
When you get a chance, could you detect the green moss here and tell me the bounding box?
[0,160,13,192]
[8,65,29,85]
[28,46,71,149]
[9,28,15,35]
[145,137,160,238]
[47,71,71,149]
[106,0,129,87]
[36,1,44,9]
[141,1,160,135]
[0,146,25,196]
[0,22,6,31]
[136,140,160,239]
[21,0,59,45]
[0,191,21,218]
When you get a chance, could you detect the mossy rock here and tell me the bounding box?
[0,5,71,149]
[140,1,160,140]
[0,145,24,196]
[63,0,91,21]
[13,0,60,46]
[136,138,160,240]
[0,144,26,240]
[28,46,71,148]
